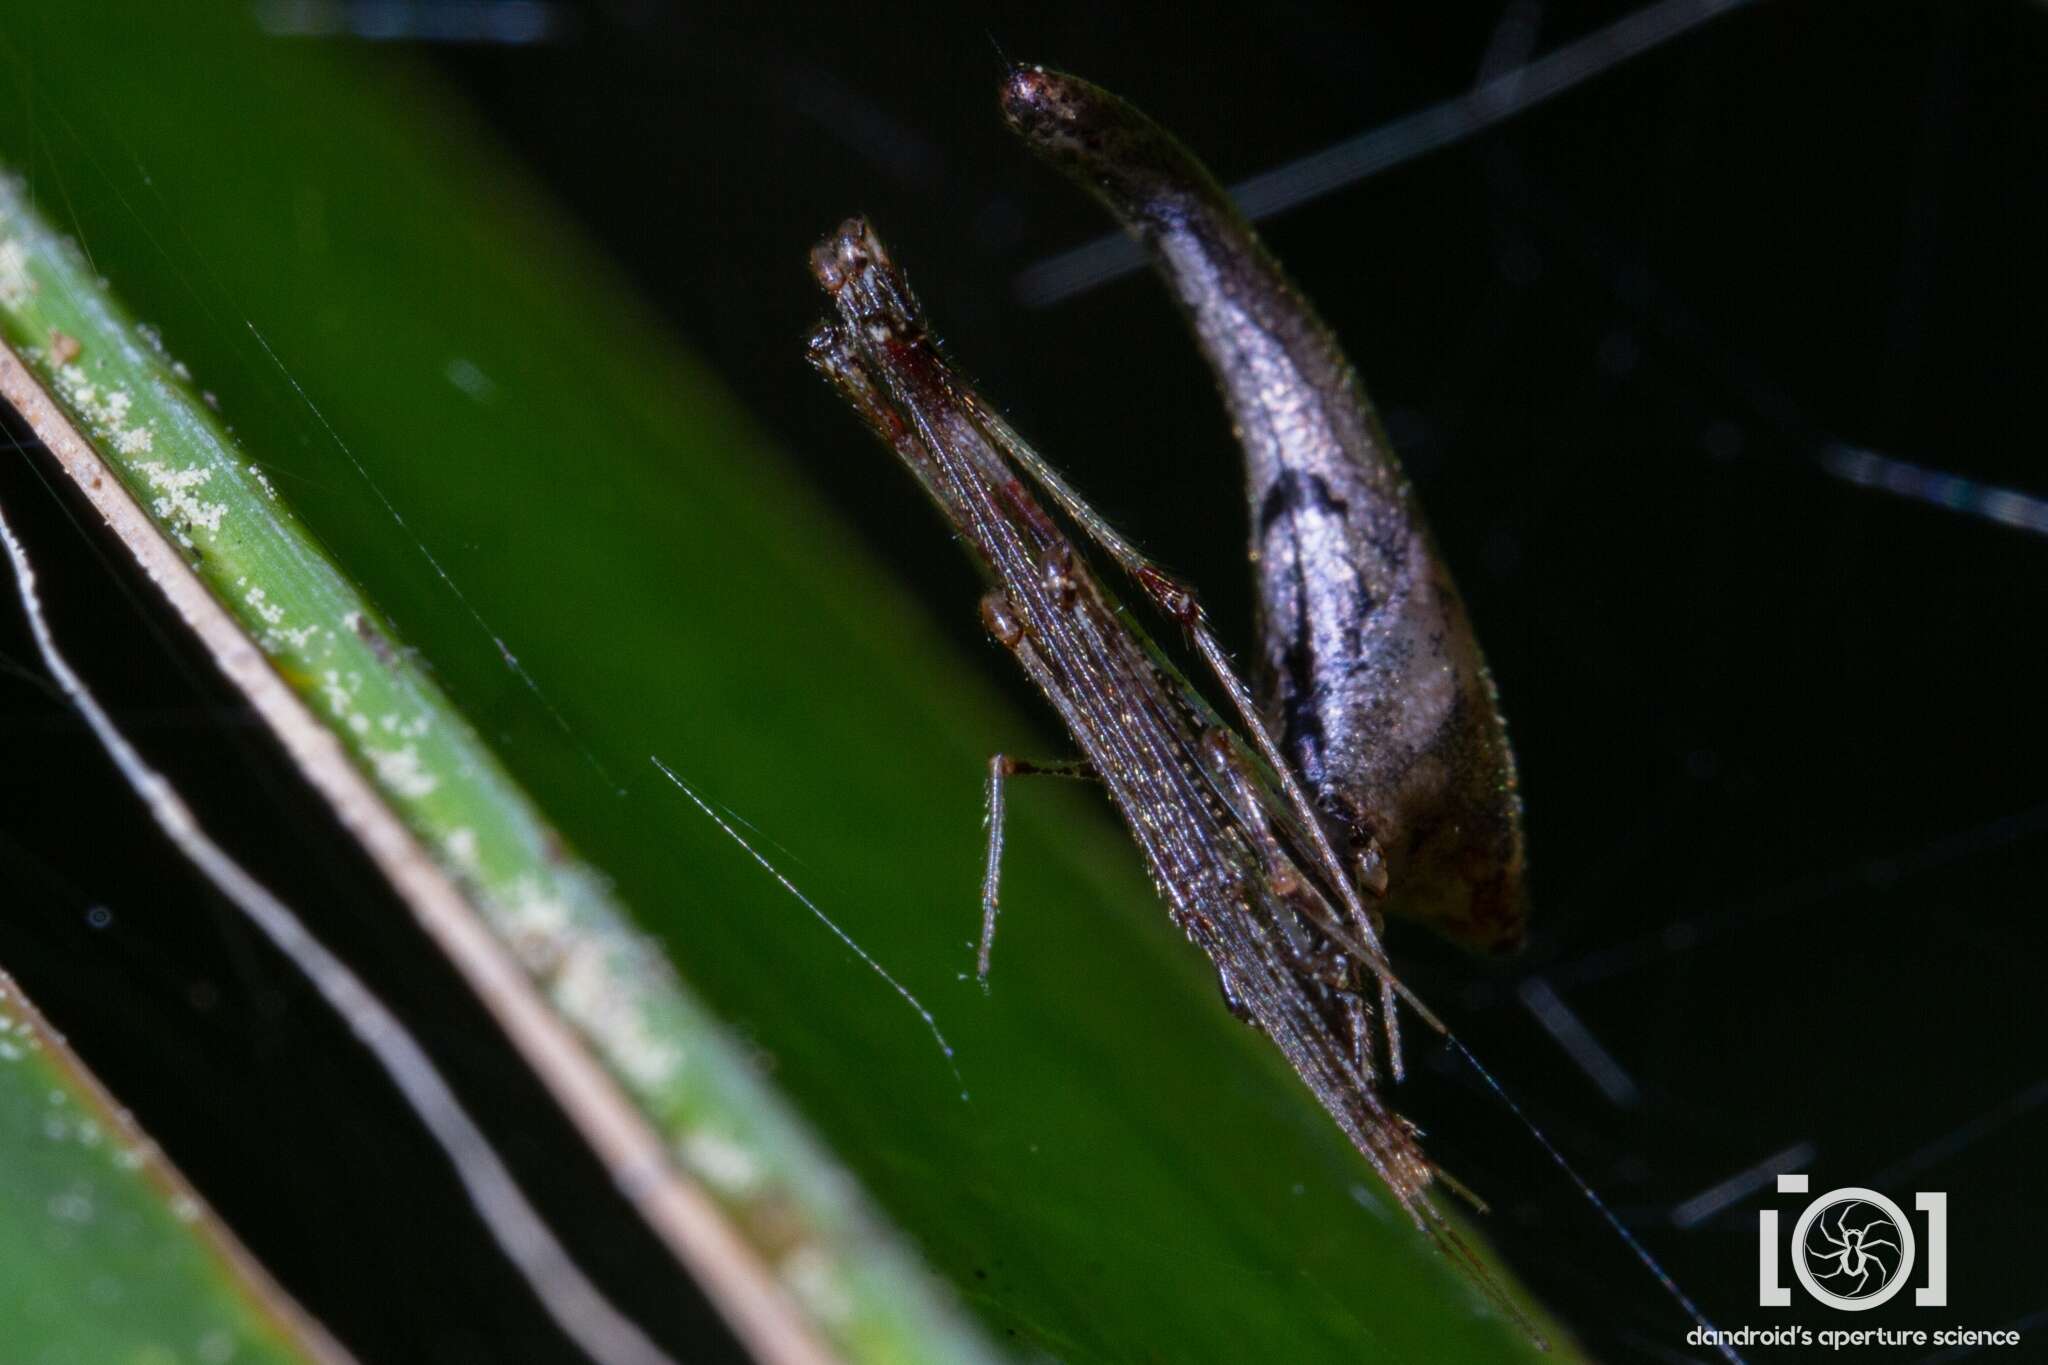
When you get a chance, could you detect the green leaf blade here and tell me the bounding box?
[1,7,1569,1360]
[0,972,346,1365]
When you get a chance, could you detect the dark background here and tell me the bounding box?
[4,2,2045,1361]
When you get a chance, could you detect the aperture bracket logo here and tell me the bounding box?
[1760,1174,1948,1310]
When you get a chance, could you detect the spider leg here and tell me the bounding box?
[1196,727,1391,1084]
[978,749,1095,987]
[1268,928,1380,1086]
[1212,961,1259,1025]
[1343,990,1375,1085]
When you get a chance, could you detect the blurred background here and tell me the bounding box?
[4,2,2045,1361]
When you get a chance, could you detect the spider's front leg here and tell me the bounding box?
[978,749,1097,989]
[975,589,1100,989]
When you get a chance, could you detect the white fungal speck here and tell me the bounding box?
[243,586,285,626]
[247,464,279,499]
[445,356,497,402]
[56,371,174,484]
[497,875,572,970]
[318,669,355,718]
[136,461,227,538]
[444,827,480,870]
[47,1187,95,1223]
[549,934,683,1089]
[680,1130,760,1195]
[265,623,319,652]
[367,744,438,798]
[0,238,32,305]
[779,1246,854,1324]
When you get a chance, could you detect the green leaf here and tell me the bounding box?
[0,81,991,1365]
[0,970,345,1365]
[0,7,1569,1361]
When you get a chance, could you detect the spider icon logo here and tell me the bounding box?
[1760,1174,1948,1310]
[1794,1191,1912,1309]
